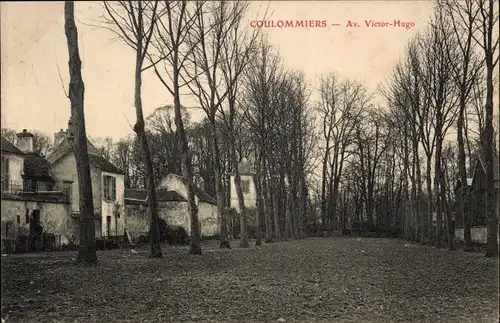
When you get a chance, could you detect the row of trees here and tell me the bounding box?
[59,0,498,263]
[315,0,498,257]
[98,0,324,257]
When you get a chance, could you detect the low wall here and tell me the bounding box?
[1,198,76,245]
[455,227,487,244]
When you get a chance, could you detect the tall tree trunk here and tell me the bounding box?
[425,155,433,243]
[232,153,249,247]
[411,120,421,242]
[321,151,329,230]
[483,2,498,256]
[209,122,230,249]
[441,159,455,250]
[457,93,473,251]
[254,149,264,246]
[173,75,201,255]
[134,52,161,258]
[262,159,273,242]
[416,150,424,243]
[64,1,96,264]
[271,174,282,241]
[298,173,307,238]
[435,137,443,248]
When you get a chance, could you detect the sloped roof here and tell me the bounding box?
[48,136,100,165]
[1,137,24,155]
[88,153,124,175]
[23,153,54,182]
[168,173,217,205]
[237,160,255,175]
[124,188,186,205]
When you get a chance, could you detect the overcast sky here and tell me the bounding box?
[1,1,440,142]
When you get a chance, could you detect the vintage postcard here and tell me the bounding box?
[1,1,499,322]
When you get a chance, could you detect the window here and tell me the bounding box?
[240,179,250,194]
[25,209,30,224]
[103,175,116,201]
[16,215,20,225]
[1,157,9,190]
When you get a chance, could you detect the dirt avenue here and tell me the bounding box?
[1,238,498,323]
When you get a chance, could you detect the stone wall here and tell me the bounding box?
[1,198,76,245]
[124,200,218,241]
[455,226,488,244]
[198,202,218,237]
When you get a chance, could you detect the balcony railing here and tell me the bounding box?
[1,180,70,203]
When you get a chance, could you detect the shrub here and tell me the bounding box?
[165,225,189,246]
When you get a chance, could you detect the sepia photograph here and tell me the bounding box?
[1,1,499,322]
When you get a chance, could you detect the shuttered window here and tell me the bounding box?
[103,175,116,201]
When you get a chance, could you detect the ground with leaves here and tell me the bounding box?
[1,237,498,323]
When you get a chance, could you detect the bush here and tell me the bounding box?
[342,228,352,236]
[306,223,320,237]
[60,242,79,251]
[164,225,189,246]
[137,221,189,246]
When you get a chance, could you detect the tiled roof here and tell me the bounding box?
[168,174,217,205]
[88,153,123,175]
[124,188,186,205]
[238,160,255,174]
[1,137,24,155]
[23,153,54,182]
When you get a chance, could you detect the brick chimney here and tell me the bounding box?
[15,129,34,153]
[53,118,74,147]
[54,128,67,146]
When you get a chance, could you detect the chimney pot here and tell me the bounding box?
[23,129,27,132]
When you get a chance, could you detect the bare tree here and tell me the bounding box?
[418,9,460,248]
[218,3,262,247]
[317,73,366,231]
[241,38,286,243]
[149,1,204,254]
[64,0,97,264]
[184,1,256,249]
[439,0,484,251]
[472,0,499,257]
[103,0,162,257]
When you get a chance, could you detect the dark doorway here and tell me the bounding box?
[30,210,42,251]
[106,216,112,237]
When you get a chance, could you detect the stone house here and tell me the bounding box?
[229,160,256,213]
[47,125,126,242]
[454,154,499,244]
[1,132,71,250]
[470,154,499,226]
[157,173,218,237]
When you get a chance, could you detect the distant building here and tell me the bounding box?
[157,173,218,237]
[470,154,499,226]
[1,130,71,251]
[48,120,126,241]
[229,159,256,212]
[124,188,188,242]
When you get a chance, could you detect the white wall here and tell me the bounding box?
[229,174,256,212]
[198,202,218,236]
[455,227,488,244]
[1,199,75,245]
[3,153,24,185]
[50,153,79,213]
[101,171,125,237]
[159,174,200,205]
